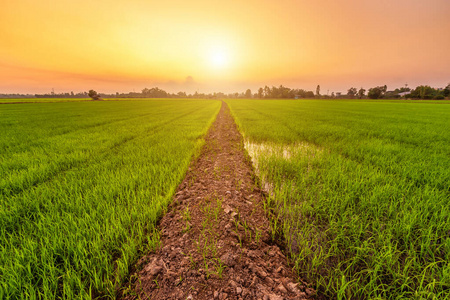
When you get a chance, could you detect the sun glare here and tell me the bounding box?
[209,50,229,69]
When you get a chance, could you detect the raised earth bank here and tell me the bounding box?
[119,102,319,300]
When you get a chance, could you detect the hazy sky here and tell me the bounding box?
[1,0,449,94]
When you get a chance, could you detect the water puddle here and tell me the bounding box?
[245,140,322,172]
[244,140,323,196]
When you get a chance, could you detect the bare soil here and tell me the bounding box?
[119,102,317,300]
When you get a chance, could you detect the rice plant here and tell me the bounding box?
[227,99,450,299]
[0,99,220,299]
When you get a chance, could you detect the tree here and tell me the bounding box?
[278,85,291,98]
[358,88,365,99]
[257,88,264,99]
[414,85,435,99]
[305,91,315,98]
[245,89,252,98]
[142,87,168,98]
[443,83,450,97]
[316,85,321,97]
[394,86,411,93]
[367,86,387,99]
[270,86,279,98]
[88,90,101,100]
[368,87,382,99]
[347,87,357,98]
[264,86,270,98]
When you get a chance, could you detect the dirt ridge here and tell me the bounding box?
[119,102,316,300]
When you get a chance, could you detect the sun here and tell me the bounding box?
[209,50,230,69]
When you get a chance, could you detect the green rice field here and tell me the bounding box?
[0,100,220,299]
[227,99,450,299]
[2,98,449,299]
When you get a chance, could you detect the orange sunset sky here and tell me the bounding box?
[1,0,449,94]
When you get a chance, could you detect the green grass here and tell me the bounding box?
[0,99,220,299]
[226,99,450,299]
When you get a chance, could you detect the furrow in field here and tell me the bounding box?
[119,102,320,300]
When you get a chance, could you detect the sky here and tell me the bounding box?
[1,0,449,94]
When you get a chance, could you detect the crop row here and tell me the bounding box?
[0,100,220,299]
[227,99,450,299]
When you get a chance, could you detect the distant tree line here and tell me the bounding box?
[405,85,448,100]
[365,85,449,100]
[0,93,37,99]
[5,83,450,100]
[34,91,89,98]
[111,85,321,99]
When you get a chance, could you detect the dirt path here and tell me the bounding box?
[119,102,316,300]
